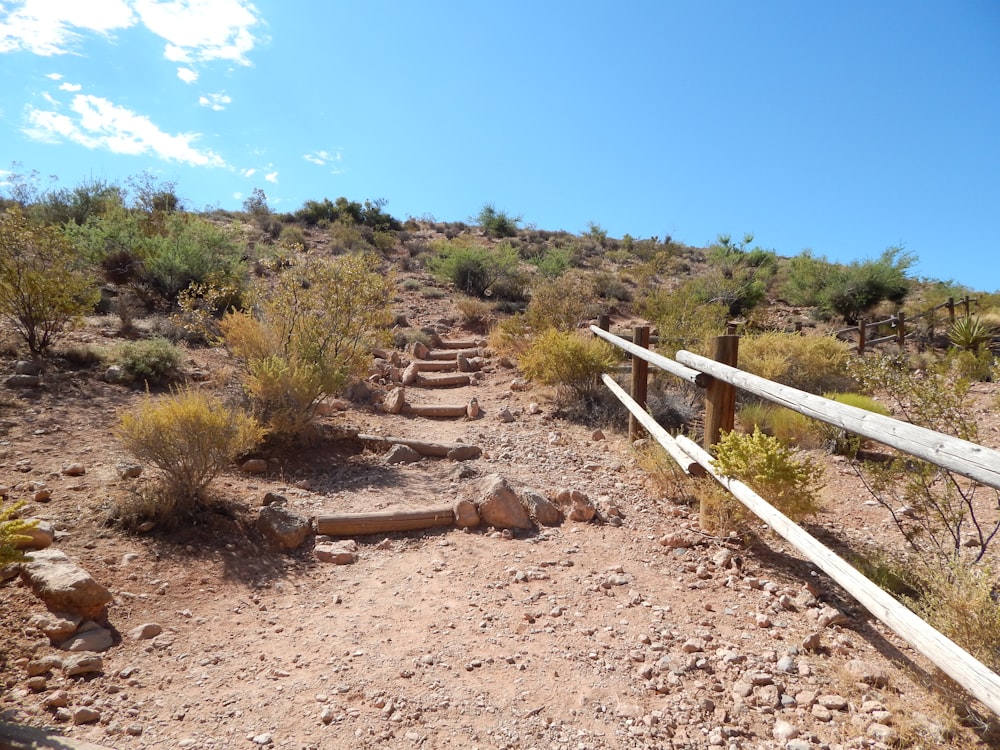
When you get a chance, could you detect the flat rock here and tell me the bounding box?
[315,541,358,565]
[20,549,113,620]
[28,611,81,641]
[61,627,114,652]
[128,622,163,640]
[256,505,311,550]
[384,444,421,464]
[61,652,103,676]
[553,488,596,522]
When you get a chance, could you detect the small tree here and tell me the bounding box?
[222,253,393,438]
[0,208,98,355]
[475,203,521,238]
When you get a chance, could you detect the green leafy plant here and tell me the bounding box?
[112,337,183,384]
[636,281,729,357]
[947,316,996,353]
[520,329,617,401]
[221,254,393,438]
[475,203,521,238]
[711,426,825,522]
[825,247,915,323]
[426,238,520,298]
[117,388,262,522]
[0,207,99,355]
[738,332,855,394]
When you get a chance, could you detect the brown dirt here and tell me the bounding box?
[2,269,1000,750]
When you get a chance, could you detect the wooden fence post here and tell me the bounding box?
[896,311,906,350]
[597,314,610,332]
[703,333,739,451]
[629,326,650,442]
[963,295,971,318]
[857,318,866,355]
[948,297,956,323]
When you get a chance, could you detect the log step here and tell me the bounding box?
[315,506,455,536]
[411,359,459,372]
[436,339,485,350]
[424,348,480,361]
[416,373,471,388]
[355,434,481,458]
[401,403,469,418]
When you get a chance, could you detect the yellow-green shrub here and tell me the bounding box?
[0,499,37,566]
[818,392,890,455]
[525,273,599,333]
[712,426,824,521]
[738,332,854,394]
[736,402,821,448]
[117,388,262,518]
[520,329,617,400]
[222,253,393,438]
[635,282,729,357]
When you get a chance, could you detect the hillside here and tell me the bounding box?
[1,201,1000,750]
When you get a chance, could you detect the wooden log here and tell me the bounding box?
[315,506,455,536]
[424,348,480,361]
[675,349,1000,491]
[415,373,471,387]
[435,338,484,350]
[675,435,1000,718]
[355,434,480,458]
[411,359,459,372]
[703,334,738,450]
[601,375,705,476]
[401,403,469,418]
[590,326,708,387]
[629,325,650,442]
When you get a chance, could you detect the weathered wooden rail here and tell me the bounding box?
[833,295,982,354]
[591,324,1000,717]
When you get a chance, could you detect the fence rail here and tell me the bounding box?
[592,324,1000,717]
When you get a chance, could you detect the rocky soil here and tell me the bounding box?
[1,273,999,750]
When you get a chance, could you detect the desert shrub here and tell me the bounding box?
[633,441,697,504]
[946,348,995,382]
[696,479,753,536]
[947,316,996,353]
[738,332,855,394]
[592,271,630,302]
[530,247,572,278]
[117,388,262,520]
[825,247,914,323]
[454,295,493,325]
[777,250,839,308]
[711,426,824,522]
[0,207,99,355]
[278,224,307,249]
[694,233,776,316]
[525,274,599,333]
[172,279,246,344]
[487,314,532,358]
[392,327,431,351]
[328,218,372,254]
[295,197,400,230]
[400,278,422,292]
[426,238,520,298]
[36,177,124,226]
[814,391,891,455]
[0,499,38,566]
[636,282,729,357]
[475,203,521,238]
[736,402,821,448]
[221,253,393,438]
[520,329,617,401]
[112,337,182,384]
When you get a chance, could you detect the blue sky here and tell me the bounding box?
[1,1,998,291]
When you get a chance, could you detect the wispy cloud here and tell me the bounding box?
[304,149,335,166]
[264,170,277,183]
[58,81,81,92]
[133,0,262,67]
[0,0,136,55]
[177,67,198,83]
[198,91,231,111]
[0,1,264,74]
[24,93,226,167]
[241,167,255,177]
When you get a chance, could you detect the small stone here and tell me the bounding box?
[27,676,47,692]
[5,374,41,388]
[61,627,113,653]
[382,387,406,414]
[44,689,70,708]
[384,444,422,464]
[772,719,799,741]
[128,622,163,640]
[591,429,605,441]
[61,463,86,477]
[117,463,143,479]
[315,541,357,565]
[72,707,101,724]
[497,408,515,423]
[33,488,52,502]
[27,655,63,676]
[241,458,268,475]
[252,733,273,745]
[262,492,287,507]
[61,652,103,676]
[818,605,849,628]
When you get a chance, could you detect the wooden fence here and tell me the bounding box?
[835,295,979,354]
[591,324,1000,717]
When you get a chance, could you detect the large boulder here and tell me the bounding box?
[470,474,532,530]
[20,549,113,621]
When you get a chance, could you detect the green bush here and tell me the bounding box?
[295,196,401,230]
[525,274,599,333]
[520,329,617,400]
[712,426,824,522]
[947,316,996,353]
[113,337,182,384]
[426,238,520,298]
[117,388,262,521]
[825,247,914,323]
[475,203,521,238]
[0,207,99,354]
[636,281,729,357]
[530,247,572,278]
[278,224,307,249]
[738,332,854,394]
[736,403,822,448]
[221,253,393,438]
[817,392,891,455]
[697,233,777,315]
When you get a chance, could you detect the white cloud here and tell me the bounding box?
[0,0,136,55]
[241,167,255,177]
[177,66,198,83]
[198,91,231,111]
[58,81,80,91]
[304,149,342,168]
[24,93,226,167]
[264,170,277,183]
[133,0,262,66]
[46,72,62,80]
